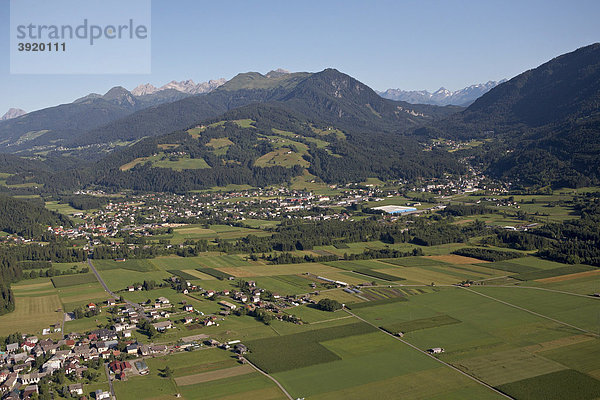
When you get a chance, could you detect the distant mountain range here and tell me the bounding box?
[1,44,599,191]
[1,108,26,121]
[378,81,506,106]
[433,43,600,187]
[0,77,229,153]
[0,68,455,158]
[131,78,226,96]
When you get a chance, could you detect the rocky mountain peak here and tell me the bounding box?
[1,108,27,121]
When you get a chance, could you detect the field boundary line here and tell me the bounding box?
[461,287,599,337]
[310,315,353,325]
[344,309,514,399]
[481,285,600,299]
[243,358,293,400]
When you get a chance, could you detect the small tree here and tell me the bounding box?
[162,366,173,378]
[317,299,342,312]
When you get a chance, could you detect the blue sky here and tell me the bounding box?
[1,0,599,113]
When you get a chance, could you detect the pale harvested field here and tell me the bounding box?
[589,369,600,380]
[523,334,596,353]
[59,289,110,303]
[0,294,63,336]
[425,255,488,264]
[455,348,566,386]
[12,280,54,292]
[182,269,216,280]
[535,269,600,283]
[175,227,216,235]
[174,365,254,386]
[216,267,257,278]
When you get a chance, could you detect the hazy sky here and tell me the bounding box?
[1,0,599,113]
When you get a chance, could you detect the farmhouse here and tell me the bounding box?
[139,344,150,356]
[68,383,83,396]
[150,344,168,354]
[135,360,149,375]
[0,373,18,394]
[152,321,173,332]
[89,329,118,341]
[234,344,247,354]
[23,385,39,398]
[126,344,139,354]
[219,300,237,310]
[95,389,111,400]
[6,343,18,353]
[109,361,132,374]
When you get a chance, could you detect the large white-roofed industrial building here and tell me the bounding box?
[372,205,418,214]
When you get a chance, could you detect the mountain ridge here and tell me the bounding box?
[438,42,600,187]
[378,80,505,106]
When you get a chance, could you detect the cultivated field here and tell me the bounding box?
[6,222,600,400]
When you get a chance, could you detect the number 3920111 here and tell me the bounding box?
[18,42,66,51]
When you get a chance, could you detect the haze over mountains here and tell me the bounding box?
[0,43,598,191]
[378,81,506,106]
[0,71,498,152]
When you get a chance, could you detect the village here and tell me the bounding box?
[0,266,367,400]
[40,168,499,243]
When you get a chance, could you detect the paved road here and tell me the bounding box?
[244,358,293,400]
[104,362,116,399]
[88,259,116,296]
[344,308,514,399]
[87,258,150,321]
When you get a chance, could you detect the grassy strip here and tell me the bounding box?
[196,268,233,280]
[380,257,451,267]
[381,314,461,334]
[51,273,98,288]
[495,369,600,400]
[346,296,408,310]
[513,265,595,281]
[245,322,376,373]
[352,269,405,282]
[93,259,156,272]
[166,270,199,281]
[473,261,539,274]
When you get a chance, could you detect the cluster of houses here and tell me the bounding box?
[0,327,173,399]
[45,186,408,242]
